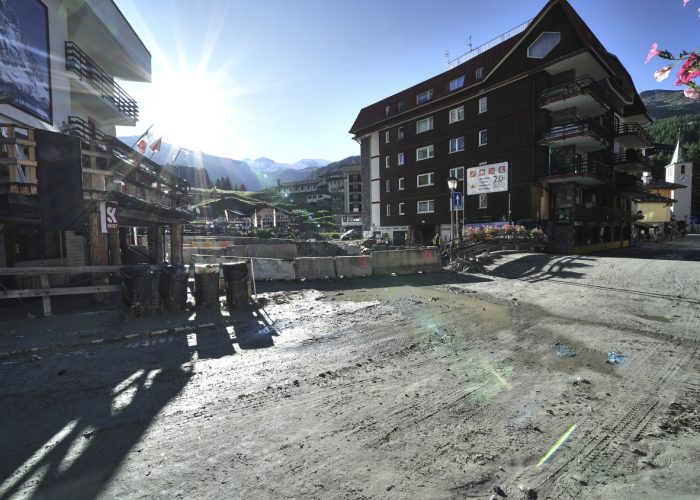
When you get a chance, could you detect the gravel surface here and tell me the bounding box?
[1,237,699,499]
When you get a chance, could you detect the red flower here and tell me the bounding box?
[676,52,700,85]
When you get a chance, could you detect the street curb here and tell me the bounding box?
[0,319,231,362]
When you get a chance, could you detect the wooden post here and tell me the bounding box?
[147,224,164,264]
[170,223,183,265]
[89,211,109,303]
[40,273,51,316]
[108,231,121,265]
[89,212,108,265]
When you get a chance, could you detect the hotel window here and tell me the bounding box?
[398,152,405,165]
[449,137,465,153]
[479,96,488,114]
[449,106,464,124]
[416,116,434,133]
[449,166,464,181]
[398,126,405,140]
[416,145,434,161]
[385,105,390,116]
[399,202,405,215]
[386,204,391,216]
[479,129,488,146]
[416,89,433,104]
[479,194,488,209]
[417,172,434,187]
[449,75,465,91]
[397,99,405,112]
[385,155,390,168]
[475,66,484,80]
[399,177,405,190]
[385,131,390,143]
[386,179,390,192]
[417,200,435,213]
[527,32,561,59]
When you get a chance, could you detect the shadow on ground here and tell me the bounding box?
[0,299,276,499]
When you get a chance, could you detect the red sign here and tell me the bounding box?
[100,201,119,233]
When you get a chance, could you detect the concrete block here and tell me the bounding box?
[295,257,336,280]
[371,248,442,275]
[224,245,249,257]
[248,243,298,259]
[335,255,372,278]
[251,258,296,280]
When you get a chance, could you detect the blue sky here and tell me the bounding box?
[114,0,699,163]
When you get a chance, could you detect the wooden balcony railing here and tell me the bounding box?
[0,124,38,195]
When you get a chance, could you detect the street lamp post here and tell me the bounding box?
[447,176,458,263]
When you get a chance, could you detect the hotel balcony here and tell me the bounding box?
[614,174,648,195]
[537,76,610,116]
[614,123,652,150]
[538,119,611,152]
[540,156,612,186]
[65,42,139,126]
[612,149,652,174]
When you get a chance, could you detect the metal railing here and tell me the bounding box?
[612,149,651,169]
[614,123,652,145]
[536,75,608,108]
[543,156,612,181]
[539,119,611,146]
[65,116,108,142]
[65,41,139,123]
[447,19,532,68]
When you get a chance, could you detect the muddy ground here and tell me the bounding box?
[1,237,699,499]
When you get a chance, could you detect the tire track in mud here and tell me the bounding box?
[505,341,699,498]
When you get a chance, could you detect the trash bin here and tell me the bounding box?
[120,265,152,317]
[160,265,188,311]
[221,262,250,308]
[194,264,220,310]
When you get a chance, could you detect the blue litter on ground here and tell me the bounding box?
[607,352,628,364]
[551,342,576,357]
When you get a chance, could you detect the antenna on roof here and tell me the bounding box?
[467,35,472,51]
[444,50,450,67]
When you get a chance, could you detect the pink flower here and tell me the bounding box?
[675,52,700,85]
[654,65,672,81]
[683,0,690,6]
[684,87,700,99]
[645,42,661,64]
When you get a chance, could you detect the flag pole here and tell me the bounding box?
[130,124,153,148]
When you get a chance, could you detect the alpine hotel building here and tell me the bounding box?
[350,0,652,254]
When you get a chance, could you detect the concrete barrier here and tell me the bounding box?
[335,255,372,278]
[252,258,296,280]
[192,254,245,264]
[371,248,442,275]
[295,257,336,280]
[224,245,249,257]
[248,243,298,260]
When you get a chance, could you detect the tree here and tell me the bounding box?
[215,178,222,189]
[239,183,247,192]
[647,1,700,99]
[222,176,232,190]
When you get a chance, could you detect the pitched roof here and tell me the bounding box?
[671,139,686,164]
[350,0,650,136]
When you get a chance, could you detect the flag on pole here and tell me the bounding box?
[136,138,147,155]
[131,124,153,152]
[149,136,162,154]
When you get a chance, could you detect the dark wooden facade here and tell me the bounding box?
[351,0,651,253]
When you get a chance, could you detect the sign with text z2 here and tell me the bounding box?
[466,162,508,195]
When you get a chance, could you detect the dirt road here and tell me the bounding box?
[1,238,699,499]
